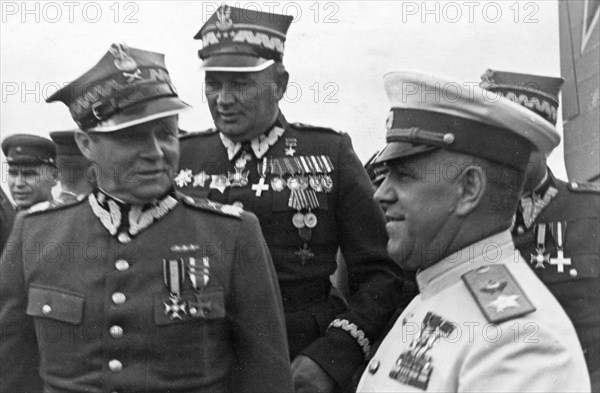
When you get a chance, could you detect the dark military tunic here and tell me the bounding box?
[178,114,405,387]
[0,191,293,393]
[512,170,599,389]
[0,187,15,253]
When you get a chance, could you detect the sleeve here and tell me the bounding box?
[0,214,43,393]
[459,321,591,392]
[229,212,294,393]
[301,133,412,389]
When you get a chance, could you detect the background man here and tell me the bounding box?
[480,69,600,391]
[0,187,15,253]
[1,134,57,210]
[177,5,405,392]
[49,130,95,202]
[0,43,293,393]
[357,71,589,392]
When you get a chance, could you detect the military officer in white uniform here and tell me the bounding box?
[357,71,590,393]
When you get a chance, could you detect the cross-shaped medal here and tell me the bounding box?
[164,295,187,320]
[252,177,270,196]
[530,248,550,269]
[550,222,571,273]
[296,244,314,265]
[550,250,571,273]
[188,293,212,318]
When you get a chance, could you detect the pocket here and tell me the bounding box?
[26,285,85,325]
[154,289,226,326]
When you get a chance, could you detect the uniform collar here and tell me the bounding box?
[219,123,285,161]
[88,187,178,243]
[416,231,515,300]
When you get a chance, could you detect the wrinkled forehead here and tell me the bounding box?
[204,68,273,81]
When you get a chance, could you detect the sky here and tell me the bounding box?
[0,0,565,193]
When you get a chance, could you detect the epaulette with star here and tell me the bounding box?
[462,265,536,324]
[180,195,243,219]
[290,122,343,134]
[568,181,600,194]
[178,128,218,140]
[25,197,86,216]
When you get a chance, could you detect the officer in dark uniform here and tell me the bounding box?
[481,69,600,391]
[49,130,95,202]
[0,43,293,393]
[1,134,57,210]
[0,187,15,253]
[177,5,405,392]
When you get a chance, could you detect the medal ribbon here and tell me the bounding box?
[163,259,185,296]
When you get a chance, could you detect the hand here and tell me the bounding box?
[291,355,336,393]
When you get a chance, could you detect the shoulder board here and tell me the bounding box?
[180,195,243,219]
[26,196,86,216]
[568,181,600,194]
[462,265,536,324]
[178,128,218,140]
[290,122,342,134]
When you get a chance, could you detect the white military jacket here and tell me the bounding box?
[358,231,590,393]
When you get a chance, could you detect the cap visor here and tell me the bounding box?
[85,97,191,132]
[373,142,438,164]
[200,55,274,72]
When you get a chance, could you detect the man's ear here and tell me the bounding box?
[74,130,97,162]
[274,70,289,101]
[455,165,486,216]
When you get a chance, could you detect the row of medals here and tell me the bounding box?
[235,153,334,231]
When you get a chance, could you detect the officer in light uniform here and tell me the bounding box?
[1,134,57,210]
[0,43,293,393]
[178,5,406,392]
[49,130,95,202]
[357,71,590,392]
[480,69,600,391]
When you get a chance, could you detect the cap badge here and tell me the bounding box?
[109,43,142,83]
[216,4,234,32]
[109,43,137,72]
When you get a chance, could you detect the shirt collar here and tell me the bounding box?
[219,125,285,161]
[416,231,515,299]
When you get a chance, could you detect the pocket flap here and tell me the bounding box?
[26,285,85,325]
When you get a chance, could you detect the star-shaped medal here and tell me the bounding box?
[193,171,210,188]
[210,175,230,193]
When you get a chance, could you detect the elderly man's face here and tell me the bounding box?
[374,150,461,271]
[78,116,179,205]
[204,67,284,142]
[7,164,57,209]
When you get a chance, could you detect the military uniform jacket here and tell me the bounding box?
[358,231,590,393]
[177,113,404,387]
[512,171,600,375]
[0,192,293,393]
[0,187,15,253]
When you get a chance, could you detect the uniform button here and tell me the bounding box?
[109,325,124,339]
[115,259,129,271]
[232,201,243,209]
[42,305,52,315]
[108,359,122,372]
[569,268,578,277]
[112,292,126,305]
[368,360,380,374]
[516,226,525,234]
[117,233,131,243]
